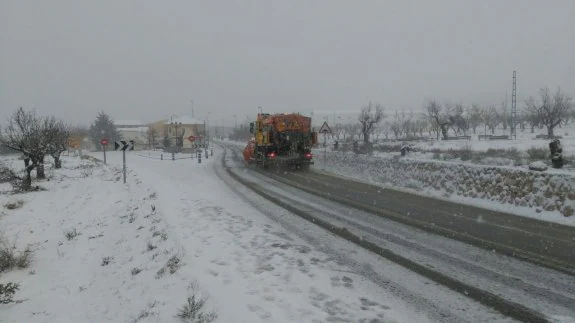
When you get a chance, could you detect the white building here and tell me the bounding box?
[114,120,148,150]
[114,120,144,129]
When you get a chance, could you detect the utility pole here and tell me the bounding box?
[511,70,517,139]
[191,100,194,118]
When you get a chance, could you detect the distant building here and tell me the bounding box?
[114,120,144,129]
[113,120,148,150]
[148,115,206,152]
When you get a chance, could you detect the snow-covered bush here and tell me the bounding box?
[177,295,218,323]
[527,147,549,161]
[0,235,32,272]
[3,200,23,210]
[319,150,575,217]
[0,282,19,304]
[0,165,18,184]
[528,161,548,171]
[177,282,217,323]
[65,228,80,240]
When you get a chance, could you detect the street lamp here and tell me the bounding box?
[170,120,182,152]
[221,118,224,140]
[207,112,211,141]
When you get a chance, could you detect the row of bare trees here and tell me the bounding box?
[331,86,573,143]
[0,107,70,188]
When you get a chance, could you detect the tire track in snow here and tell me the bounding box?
[213,147,515,323]
[219,146,551,323]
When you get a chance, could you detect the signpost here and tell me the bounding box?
[318,121,332,166]
[114,140,134,183]
[100,138,109,165]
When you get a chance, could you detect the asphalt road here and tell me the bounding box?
[222,146,575,321]
[266,167,575,275]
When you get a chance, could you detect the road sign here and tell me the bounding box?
[114,140,134,151]
[100,138,109,165]
[193,143,208,148]
[188,135,196,142]
[318,121,332,134]
[113,140,134,184]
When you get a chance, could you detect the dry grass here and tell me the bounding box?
[4,200,24,210]
[0,235,32,272]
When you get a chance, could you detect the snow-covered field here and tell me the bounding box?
[0,150,440,323]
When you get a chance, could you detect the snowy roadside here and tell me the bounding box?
[84,149,437,323]
[310,150,575,226]
[0,149,444,322]
[0,155,220,323]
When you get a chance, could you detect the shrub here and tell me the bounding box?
[177,294,218,323]
[527,147,548,161]
[458,146,473,161]
[0,236,32,272]
[132,301,158,322]
[156,255,182,278]
[443,148,474,161]
[4,200,24,210]
[166,255,181,274]
[0,282,19,304]
[101,256,113,266]
[65,228,80,240]
[0,166,19,184]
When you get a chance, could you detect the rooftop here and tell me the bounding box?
[164,115,204,125]
[117,126,149,132]
[114,120,143,126]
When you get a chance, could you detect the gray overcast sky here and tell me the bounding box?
[1,0,574,126]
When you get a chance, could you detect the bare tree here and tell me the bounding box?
[523,109,540,133]
[407,112,419,138]
[526,87,572,137]
[358,102,384,144]
[0,107,43,187]
[380,121,391,140]
[415,117,428,137]
[371,122,383,141]
[389,111,404,139]
[426,99,450,140]
[346,123,362,141]
[43,117,70,169]
[481,105,500,135]
[449,103,469,136]
[468,104,483,134]
[331,122,346,141]
[499,100,509,131]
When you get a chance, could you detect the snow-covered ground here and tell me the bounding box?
[1,150,445,323]
[387,128,575,154]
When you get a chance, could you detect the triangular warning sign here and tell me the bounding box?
[318,121,332,134]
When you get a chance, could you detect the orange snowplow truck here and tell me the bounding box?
[243,112,318,171]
